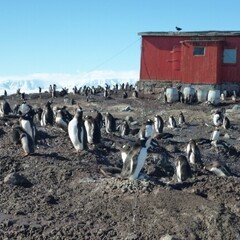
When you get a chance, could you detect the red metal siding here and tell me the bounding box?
[181,41,222,84]
[140,36,183,81]
[139,35,240,84]
[221,37,240,83]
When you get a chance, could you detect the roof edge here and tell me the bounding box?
[138,31,240,37]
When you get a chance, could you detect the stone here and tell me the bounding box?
[4,172,32,188]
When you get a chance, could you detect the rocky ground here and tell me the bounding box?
[0,90,240,240]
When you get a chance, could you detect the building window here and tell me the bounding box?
[193,47,205,56]
[223,49,237,64]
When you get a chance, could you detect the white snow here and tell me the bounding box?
[0,70,138,95]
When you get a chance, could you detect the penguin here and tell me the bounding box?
[186,139,203,167]
[204,161,231,177]
[55,109,68,132]
[18,101,31,115]
[222,116,230,129]
[20,112,36,143]
[0,99,11,117]
[94,110,103,129]
[20,133,35,156]
[211,127,220,142]
[175,155,192,183]
[36,107,43,123]
[68,107,88,151]
[120,144,132,164]
[105,112,116,133]
[61,106,73,123]
[41,101,54,126]
[123,91,128,99]
[220,93,225,101]
[121,137,158,180]
[178,112,185,125]
[132,90,138,98]
[84,115,101,144]
[168,116,177,128]
[119,120,130,137]
[12,126,26,145]
[154,115,164,133]
[139,119,153,139]
[104,88,108,98]
[213,112,222,127]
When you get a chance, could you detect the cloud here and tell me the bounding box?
[0,70,139,94]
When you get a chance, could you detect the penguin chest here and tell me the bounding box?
[189,152,195,164]
[176,162,182,182]
[21,120,33,139]
[130,148,147,180]
[154,119,160,132]
[85,121,94,143]
[121,152,128,164]
[68,119,83,149]
[212,131,220,141]
[145,125,153,138]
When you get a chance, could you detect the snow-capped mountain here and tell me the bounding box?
[0,70,138,95]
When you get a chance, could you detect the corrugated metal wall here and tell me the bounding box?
[140,35,240,84]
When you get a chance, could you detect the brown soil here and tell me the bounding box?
[0,91,240,240]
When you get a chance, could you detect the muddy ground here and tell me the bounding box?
[0,90,240,239]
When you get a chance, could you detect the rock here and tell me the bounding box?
[4,172,32,188]
[223,133,230,139]
[232,104,240,111]
[165,144,179,153]
[160,234,178,240]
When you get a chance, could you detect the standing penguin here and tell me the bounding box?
[93,110,103,129]
[84,115,101,144]
[186,139,202,167]
[175,155,192,183]
[105,112,116,133]
[222,116,230,129]
[20,133,35,156]
[211,127,220,142]
[68,108,87,152]
[120,144,132,164]
[132,90,138,98]
[213,111,222,127]
[119,120,130,137]
[20,112,36,143]
[179,112,186,125]
[121,137,158,180]
[139,119,154,139]
[0,99,11,117]
[41,101,54,126]
[168,115,177,128]
[55,110,68,132]
[154,115,164,133]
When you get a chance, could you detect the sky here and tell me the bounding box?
[0,0,240,79]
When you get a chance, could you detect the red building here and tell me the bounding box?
[138,31,240,91]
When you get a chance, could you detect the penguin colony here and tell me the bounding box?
[0,83,238,184]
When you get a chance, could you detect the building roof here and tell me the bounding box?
[138,31,240,37]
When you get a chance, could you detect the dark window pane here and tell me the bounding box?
[193,47,205,56]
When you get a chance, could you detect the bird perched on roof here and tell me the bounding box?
[175,26,182,32]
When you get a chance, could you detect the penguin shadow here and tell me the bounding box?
[0,128,6,137]
[36,130,57,140]
[33,152,70,161]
